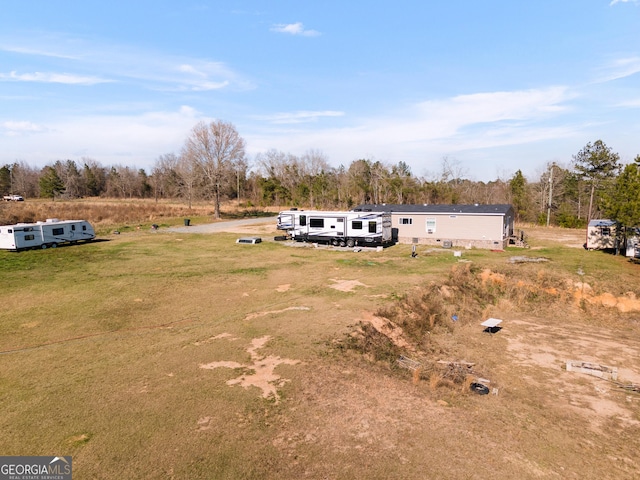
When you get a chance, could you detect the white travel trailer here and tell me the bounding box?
[585,220,640,257]
[585,219,617,250]
[0,218,95,251]
[277,209,392,247]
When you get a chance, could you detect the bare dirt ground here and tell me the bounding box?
[168,216,279,235]
[523,224,586,248]
[164,220,640,477]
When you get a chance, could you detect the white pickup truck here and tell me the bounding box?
[3,195,24,201]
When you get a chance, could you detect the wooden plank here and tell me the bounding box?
[566,360,618,381]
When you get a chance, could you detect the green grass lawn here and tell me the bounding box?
[1,228,639,479]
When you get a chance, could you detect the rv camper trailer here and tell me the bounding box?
[585,220,640,257]
[277,210,392,247]
[586,219,617,251]
[0,218,95,251]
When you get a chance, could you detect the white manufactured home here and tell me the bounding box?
[353,204,515,250]
[277,209,392,247]
[0,218,95,251]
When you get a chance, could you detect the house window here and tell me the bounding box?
[368,221,377,233]
[52,227,64,235]
[309,218,324,228]
[25,234,35,241]
[352,221,363,230]
[426,218,436,234]
[399,217,413,225]
[601,227,611,236]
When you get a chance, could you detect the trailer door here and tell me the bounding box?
[15,227,40,249]
[0,227,16,250]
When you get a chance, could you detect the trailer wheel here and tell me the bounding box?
[339,240,346,247]
[41,244,47,249]
[51,243,58,248]
[346,238,355,248]
[331,238,338,246]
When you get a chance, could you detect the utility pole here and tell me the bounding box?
[546,164,554,227]
[236,167,240,203]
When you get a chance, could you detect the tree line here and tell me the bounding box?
[1,121,638,230]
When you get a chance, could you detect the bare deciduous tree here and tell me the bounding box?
[182,120,246,218]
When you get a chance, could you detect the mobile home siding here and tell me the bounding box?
[394,214,505,248]
[354,204,514,250]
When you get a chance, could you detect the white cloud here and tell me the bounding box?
[258,110,344,124]
[174,63,233,91]
[270,22,321,37]
[1,121,47,136]
[614,97,640,108]
[245,86,577,176]
[0,70,111,85]
[594,57,640,82]
[610,0,638,5]
[0,106,207,168]
[1,35,250,92]
[0,44,79,60]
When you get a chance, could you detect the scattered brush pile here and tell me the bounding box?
[339,261,634,394]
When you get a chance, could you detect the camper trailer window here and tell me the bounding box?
[25,234,35,241]
[82,225,87,231]
[352,221,363,229]
[7,229,12,233]
[299,215,306,226]
[310,218,324,228]
[400,218,413,225]
[52,227,64,235]
[72,225,76,231]
[368,221,377,233]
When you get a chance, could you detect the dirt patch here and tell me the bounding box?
[329,279,369,292]
[572,284,640,312]
[480,268,640,313]
[360,311,415,352]
[193,332,237,346]
[276,284,291,292]
[524,225,586,248]
[504,318,640,431]
[196,416,212,431]
[200,335,301,404]
[244,306,310,320]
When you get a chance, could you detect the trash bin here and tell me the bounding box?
[184,219,191,226]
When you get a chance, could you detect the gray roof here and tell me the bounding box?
[353,204,514,215]
[588,219,615,227]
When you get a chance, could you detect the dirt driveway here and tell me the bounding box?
[168,216,278,235]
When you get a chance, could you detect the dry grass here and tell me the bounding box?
[1,207,640,479]
[0,198,280,233]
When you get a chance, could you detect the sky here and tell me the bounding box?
[1,1,639,182]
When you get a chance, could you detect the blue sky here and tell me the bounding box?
[1,1,639,181]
